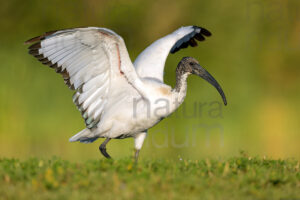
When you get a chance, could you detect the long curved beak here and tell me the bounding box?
[194,64,227,106]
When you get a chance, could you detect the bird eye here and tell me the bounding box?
[189,62,194,65]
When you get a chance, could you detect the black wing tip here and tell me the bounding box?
[28,42,41,50]
[25,29,76,90]
[192,26,212,37]
[170,25,212,54]
[170,49,177,54]
[28,48,40,56]
[24,30,58,45]
[195,34,205,41]
[24,36,40,44]
[201,28,212,37]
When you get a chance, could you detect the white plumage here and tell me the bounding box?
[26,26,226,161]
[135,26,198,81]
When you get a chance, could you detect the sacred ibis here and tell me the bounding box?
[25,26,227,162]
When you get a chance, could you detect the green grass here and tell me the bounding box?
[0,154,299,200]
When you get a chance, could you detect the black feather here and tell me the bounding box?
[170,26,212,54]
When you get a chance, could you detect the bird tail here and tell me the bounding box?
[69,128,98,143]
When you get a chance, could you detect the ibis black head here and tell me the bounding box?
[177,57,227,106]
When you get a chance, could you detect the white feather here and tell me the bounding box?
[134,26,195,81]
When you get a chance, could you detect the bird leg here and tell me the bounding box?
[99,138,111,159]
[134,132,147,163]
[134,149,140,164]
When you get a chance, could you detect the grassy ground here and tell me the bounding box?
[0,154,299,200]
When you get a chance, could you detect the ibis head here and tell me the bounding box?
[177,57,227,106]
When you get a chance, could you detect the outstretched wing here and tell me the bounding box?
[26,27,141,129]
[134,26,211,82]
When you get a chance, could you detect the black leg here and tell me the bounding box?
[99,138,111,159]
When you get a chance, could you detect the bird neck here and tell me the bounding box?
[172,71,189,106]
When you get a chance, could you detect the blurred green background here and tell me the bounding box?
[0,0,299,161]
